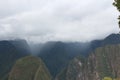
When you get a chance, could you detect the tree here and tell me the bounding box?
[113,0,120,28]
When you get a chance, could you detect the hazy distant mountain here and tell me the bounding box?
[91,33,120,49]
[10,39,31,54]
[37,33,120,77]
[0,40,30,80]
[38,41,94,77]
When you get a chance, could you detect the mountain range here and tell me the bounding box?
[0,33,120,80]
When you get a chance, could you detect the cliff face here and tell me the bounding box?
[56,44,120,80]
[89,44,120,79]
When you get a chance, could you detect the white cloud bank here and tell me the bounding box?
[0,0,119,42]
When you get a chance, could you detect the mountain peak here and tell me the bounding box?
[105,33,120,40]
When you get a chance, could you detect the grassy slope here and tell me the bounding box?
[8,56,52,80]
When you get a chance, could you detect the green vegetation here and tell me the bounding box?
[113,0,120,11]
[8,56,52,80]
[113,0,120,27]
[102,77,112,80]
[102,77,120,80]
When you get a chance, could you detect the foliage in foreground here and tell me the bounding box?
[113,0,120,27]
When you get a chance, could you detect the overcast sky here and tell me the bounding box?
[0,0,119,43]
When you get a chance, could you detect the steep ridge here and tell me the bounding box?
[9,56,52,80]
[56,44,120,80]
[10,39,31,54]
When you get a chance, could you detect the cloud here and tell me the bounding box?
[0,0,119,43]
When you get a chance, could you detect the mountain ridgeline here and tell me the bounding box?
[37,33,120,77]
[0,33,120,80]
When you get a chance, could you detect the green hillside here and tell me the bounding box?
[8,56,52,80]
